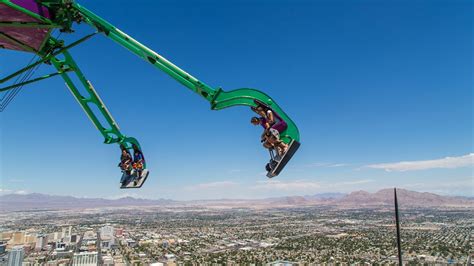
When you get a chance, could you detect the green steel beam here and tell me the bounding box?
[71,3,300,143]
[51,51,122,143]
[49,50,145,161]
[212,88,300,143]
[0,70,69,92]
[74,3,217,102]
[0,33,96,84]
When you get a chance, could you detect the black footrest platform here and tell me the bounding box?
[266,140,300,178]
[120,169,149,189]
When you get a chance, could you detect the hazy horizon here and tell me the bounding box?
[1,186,472,201]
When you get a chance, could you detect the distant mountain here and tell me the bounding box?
[257,189,473,208]
[269,196,309,205]
[1,189,472,212]
[0,193,177,211]
[304,192,346,200]
[336,188,474,207]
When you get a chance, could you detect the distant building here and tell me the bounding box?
[83,231,96,241]
[24,235,36,245]
[61,226,72,239]
[0,243,6,254]
[115,228,123,237]
[126,239,136,248]
[55,242,66,250]
[47,233,55,242]
[100,226,114,239]
[0,253,8,264]
[52,250,73,259]
[35,235,48,251]
[102,255,114,265]
[0,232,13,241]
[72,252,98,266]
[267,260,295,266]
[52,232,61,242]
[70,234,78,243]
[100,226,115,250]
[101,238,115,250]
[164,253,175,260]
[11,232,25,245]
[7,246,24,266]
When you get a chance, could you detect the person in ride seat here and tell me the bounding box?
[251,116,272,149]
[132,144,144,178]
[251,104,289,156]
[119,147,132,175]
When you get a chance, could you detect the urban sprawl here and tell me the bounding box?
[0,206,472,265]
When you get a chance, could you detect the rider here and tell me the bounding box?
[132,144,144,178]
[119,148,132,175]
[265,107,289,156]
[251,116,272,149]
[251,104,289,156]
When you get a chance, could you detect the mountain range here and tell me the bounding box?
[0,189,472,212]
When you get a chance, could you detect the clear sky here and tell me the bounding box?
[1,0,472,200]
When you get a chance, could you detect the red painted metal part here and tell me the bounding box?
[0,0,52,52]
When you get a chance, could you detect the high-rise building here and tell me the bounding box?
[35,235,48,251]
[99,226,115,250]
[72,252,98,266]
[7,246,24,266]
[61,228,67,239]
[53,232,60,241]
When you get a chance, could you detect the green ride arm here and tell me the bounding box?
[71,3,300,143]
[211,88,300,143]
[73,3,216,103]
[49,46,145,165]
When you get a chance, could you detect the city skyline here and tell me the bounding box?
[1,202,472,265]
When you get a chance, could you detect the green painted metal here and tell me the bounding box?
[72,3,300,143]
[49,49,145,164]
[74,3,217,102]
[212,88,300,143]
[0,71,69,93]
[0,32,96,84]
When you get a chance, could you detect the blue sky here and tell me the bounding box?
[1,0,472,200]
